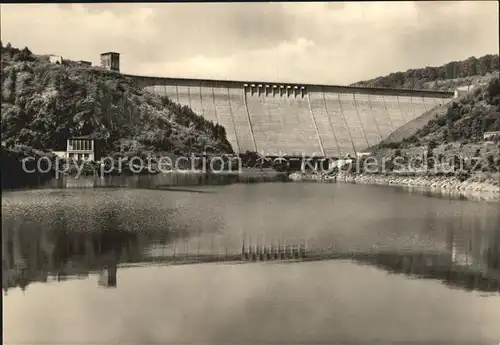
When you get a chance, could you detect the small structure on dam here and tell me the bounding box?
[49,54,63,64]
[101,52,120,72]
[78,60,92,67]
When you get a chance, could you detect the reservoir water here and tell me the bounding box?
[2,177,500,344]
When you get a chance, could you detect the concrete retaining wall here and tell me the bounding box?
[127,75,454,157]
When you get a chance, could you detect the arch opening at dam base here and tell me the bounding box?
[128,74,454,158]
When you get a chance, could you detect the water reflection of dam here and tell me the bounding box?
[2,223,499,294]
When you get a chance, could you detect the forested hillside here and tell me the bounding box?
[0,42,233,155]
[353,54,499,91]
[411,78,500,144]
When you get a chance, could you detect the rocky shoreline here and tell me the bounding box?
[289,171,500,199]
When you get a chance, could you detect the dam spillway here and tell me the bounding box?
[128,75,454,156]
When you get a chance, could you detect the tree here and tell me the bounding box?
[446,106,461,123]
[426,148,435,169]
[428,139,437,151]
[384,159,395,172]
[486,155,496,172]
[18,47,33,61]
[487,77,500,106]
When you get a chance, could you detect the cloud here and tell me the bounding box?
[1,2,498,85]
[138,38,318,82]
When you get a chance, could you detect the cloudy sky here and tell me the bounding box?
[1,1,498,85]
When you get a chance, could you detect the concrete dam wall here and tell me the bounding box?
[128,75,454,157]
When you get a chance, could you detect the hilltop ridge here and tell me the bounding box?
[352,54,499,91]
